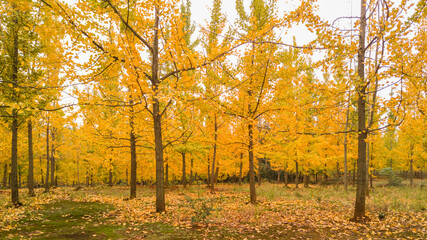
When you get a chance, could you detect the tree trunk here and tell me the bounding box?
[27,121,35,196]
[152,7,165,212]
[277,170,281,183]
[108,165,113,187]
[238,161,243,185]
[410,159,413,187]
[353,0,368,221]
[126,168,128,186]
[10,6,20,205]
[295,161,299,189]
[214,167,219,184]
[45,119,50,192]
[258,158,262,186]
[181,152,186,187]
[189,157,193,185]
[207,163,210,186]
[165,163,169,188]
[2,164,7,189]
[248,122,256,203]
[304,174,309,188]
[210,114,218,192]
[284,170,288,188]
[343,91,351,191]
[130,119,137,199]
[50,139,55,188]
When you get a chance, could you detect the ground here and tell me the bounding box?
[0,180,426,239]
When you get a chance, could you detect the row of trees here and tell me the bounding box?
[1,0,426,221]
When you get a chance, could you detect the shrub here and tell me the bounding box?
[379,167,402,186]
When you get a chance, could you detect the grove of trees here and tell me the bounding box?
[1,0,426,222]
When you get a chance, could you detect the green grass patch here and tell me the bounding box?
[0,200,124,240]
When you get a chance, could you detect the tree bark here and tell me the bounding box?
[248,122,256,203]
[284,169,288,188]
[304,174,309,188]
[3,163,7,188]
[50,130,55,188]
[11,116,19,205]
[130,111,137,199]
[10,4,20,205]
[45,119,50,192]
[165,163,169,188]
[239,161,243,185]
[210,114,218,192]
[28,121,35,196]
[353,0,368,221]
[295,161,299,189]
[181,152,186,187]
[189,157,193,185]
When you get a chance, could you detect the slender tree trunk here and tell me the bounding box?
[50,131,55,189]
[10,5,20,205]
[189,157,193,185]
[258,158,262,186]
[277,170,281,183]
[304,174,309,188]
[295,161,299,189]
[210,114,218,192]
[353,0,368,221]
[151,7,165,212]
[109,166,113,187]
[410,159,413,187]
[181,152,186,187]
[214,167,219,184]
[284,169,288,188]
[366,142,370,196]
[3,163,7,188]
[130,114,137,199]
[45,119,50,192]
[77,144,80,187]
[207,163,210,186]
[126,168,128,186]
[165,163,169,188]
[248,122,256,203]
[343,92,351,191]
[239,161,243,185]
[27,121,34,196]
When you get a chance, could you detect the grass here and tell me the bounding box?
[0,180,426,239]
[0,200,125,240]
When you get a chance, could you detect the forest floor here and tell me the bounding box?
[0,180,426,239]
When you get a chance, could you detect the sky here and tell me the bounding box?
[190,0,359,45]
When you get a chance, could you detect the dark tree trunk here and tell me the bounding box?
[10,6,20,205]
[27,121,35,196]
[189,157,193,185]
[130,119,137,199]
[257,158,262,186]
[109,167,113,187]
[165,163,169,188]
[284,169,288,188]
[210,114,218,192]
[45,120,50,192]
[3,164,8,189]
[295,161,299,189]
[181,152,186,187]
[353,0,368,221]
[214,167,219,184]
[207,163,210,186]
[239,161,243,185]
[126,168,128,186]
[304,174,309,188]
[248,122,256,203]
[50,139,55,188]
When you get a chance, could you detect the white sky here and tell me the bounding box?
[190,0,359,45]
